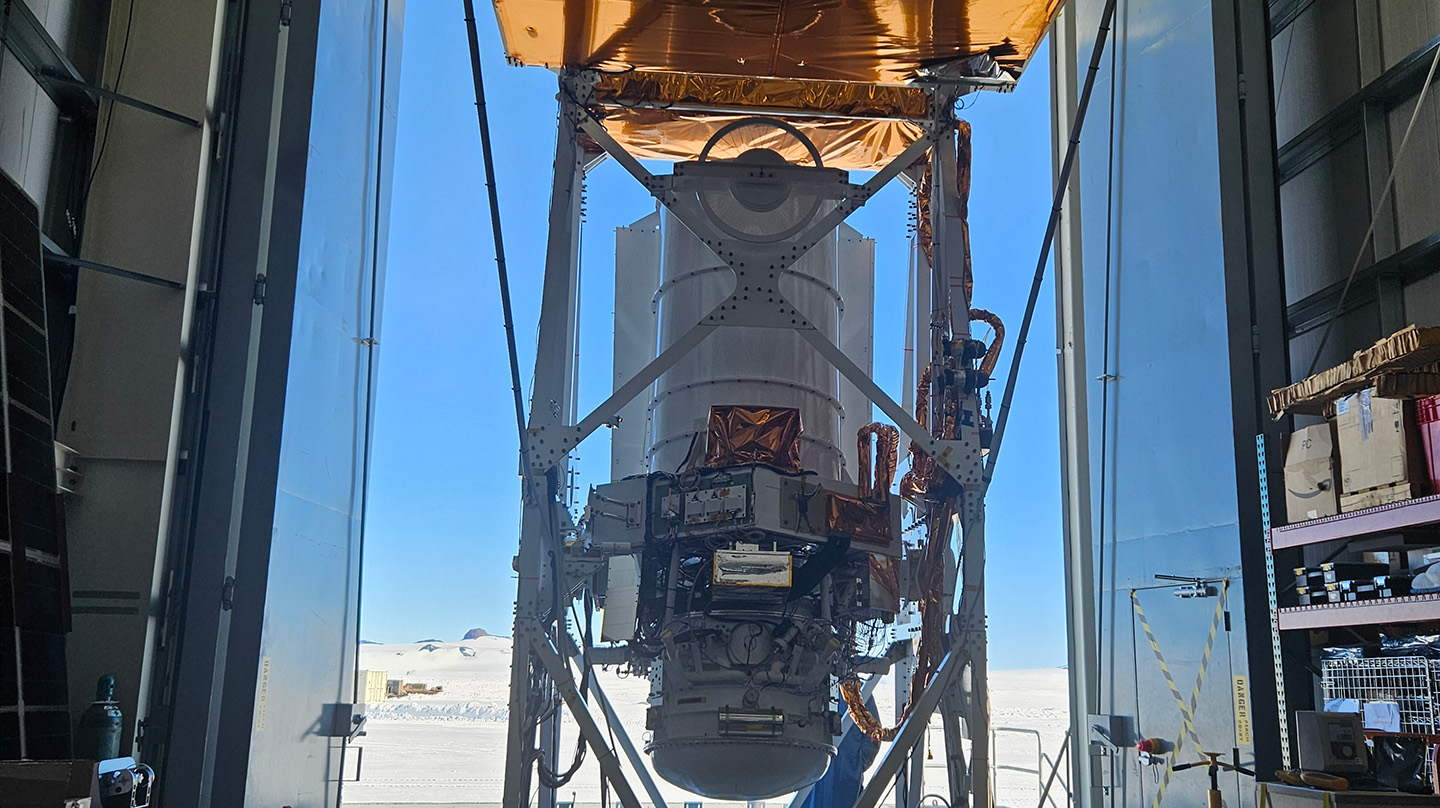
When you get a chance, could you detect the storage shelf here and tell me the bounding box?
[1277,592,1440,630]
[1270,493,1440,549]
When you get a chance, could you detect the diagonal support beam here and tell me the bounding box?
[575,113,661,193]
[795,131,942,246]
[558,632,670,808]
[854,649,965,808]
[585,673,670,808]
[527,321,717,473]
[799,327,977,485]
[531,634,645,808]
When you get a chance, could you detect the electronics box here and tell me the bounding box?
[1296,710,1369,774]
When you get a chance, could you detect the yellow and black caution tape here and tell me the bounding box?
[1132,581,1229,807]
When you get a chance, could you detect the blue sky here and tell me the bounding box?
[362,4,1066,670]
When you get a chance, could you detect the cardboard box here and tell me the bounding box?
[1285,423,1339,522]
[1336,389,1424,494]
[1340,481,1423,513]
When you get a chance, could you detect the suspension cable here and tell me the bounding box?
[983,0,1120,487]
[462,0,529,452]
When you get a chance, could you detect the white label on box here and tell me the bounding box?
[713,549,791,587]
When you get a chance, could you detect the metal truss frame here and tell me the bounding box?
[502,68,994,808]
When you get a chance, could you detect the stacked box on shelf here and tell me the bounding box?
[1269,326,1440,518]
[1284,422,1339,522]
[1336,389,1428,512]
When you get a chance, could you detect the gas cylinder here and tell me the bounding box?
[77,674,122,761]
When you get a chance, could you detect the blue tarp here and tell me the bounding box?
[800,696,881,808]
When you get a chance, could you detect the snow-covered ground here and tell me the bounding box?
[343,640,1070,808]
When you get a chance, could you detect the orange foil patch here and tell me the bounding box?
[703,405,803,472]
[825,493,893,547]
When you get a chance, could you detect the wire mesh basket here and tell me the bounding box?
[1321,656,1437,734]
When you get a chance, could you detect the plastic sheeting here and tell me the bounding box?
[493,0,1061,84]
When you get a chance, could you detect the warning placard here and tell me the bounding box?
[1233,675,1252,746]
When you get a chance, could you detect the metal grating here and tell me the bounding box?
[1321,657,1437,734]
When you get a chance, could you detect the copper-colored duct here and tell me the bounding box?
[856,422,899,500]
[899,368,933,501]
[841,679,900,742]
[848,371,957,742]
[969,307,1006,376]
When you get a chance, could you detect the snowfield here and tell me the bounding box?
[343,639,1070,808]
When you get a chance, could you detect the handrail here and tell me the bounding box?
[988,726,1071,807]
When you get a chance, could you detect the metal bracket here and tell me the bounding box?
[41,73,203,129]
[2,1,202,128]
[42,246,185,291]
[2,0,95,119]
[563,554,604,593]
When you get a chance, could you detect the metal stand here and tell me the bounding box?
[500,70,994,808]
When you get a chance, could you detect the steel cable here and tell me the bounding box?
[984,0,1120,487]
[462,0,529,453]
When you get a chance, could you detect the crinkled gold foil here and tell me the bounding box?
[825,492,893,547]
[589,109,925,171]
[494,0,1062,85]
[594,73,931,120]
[703,405,803,472]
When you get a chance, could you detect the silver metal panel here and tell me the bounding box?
[49,0,223,758]
[1269,0,1359,145]
[1050,3,1098,800]
[901,242,917,414]
[1387,93,1440,251]
[1279,135,1372,303]
[1379,1,1440,71]
[904,238,930,416]
[650,205,842,476]
[0,47,60,216]
[1057,0,1262,804]
[835,222,874,481]
[236,0,403,805]
[0,0,83,220]
[611,212,661,481]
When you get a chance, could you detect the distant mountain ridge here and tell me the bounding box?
[462,627,489,640]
